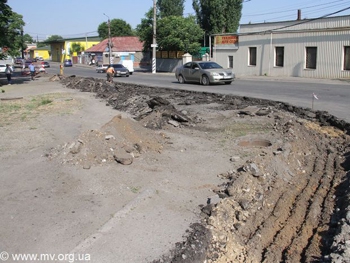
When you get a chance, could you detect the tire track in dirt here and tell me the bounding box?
[284,151,337,262]
[241,154,317,262]
[55,76,350,263]
[260,150,328,262]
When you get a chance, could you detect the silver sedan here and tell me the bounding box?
[175,61,235,85]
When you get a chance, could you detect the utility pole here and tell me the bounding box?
[104,13,112,64]
[21,27,24,59]
[152,0,157,74]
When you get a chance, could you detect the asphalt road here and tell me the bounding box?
[46,62,350,122]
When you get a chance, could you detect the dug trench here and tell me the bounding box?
[53,75,350,263]
[2,74,349,262]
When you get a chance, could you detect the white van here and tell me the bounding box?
[121,60,134,75]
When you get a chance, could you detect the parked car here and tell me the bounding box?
[111,64,130,77]
[41,61,50,68]
[175,61,235,85]
[96,64,109,73]
[63,59,72,67]
[0,64,6,73]
[15,57,24,65]
[24,59,33,68]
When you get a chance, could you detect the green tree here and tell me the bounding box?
[97,19,134,39]
[36,42,47,48]
[23,34,33,43]
[192,0,242,34]
[157,0,185,18]
[70,42,84,56]
[157,16,203,54]
[0,0,14,49]
[136,8,159,52]
[0,1,25,58]
[46,35,63,42]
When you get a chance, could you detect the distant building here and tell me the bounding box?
[46,36,101,63]
[31,46,51,60]
[85,36,149,67]
[213,14,350,79]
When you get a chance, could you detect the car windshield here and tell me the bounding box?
[198,62,222,69]
[113,64,124,68]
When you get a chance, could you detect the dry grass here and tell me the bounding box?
[0,93,81,127]
[304,120,344,137]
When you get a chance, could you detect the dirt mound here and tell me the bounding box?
[55,75,350,262]
[49,114,164,167]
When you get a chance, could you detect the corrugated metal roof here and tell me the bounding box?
[85,36,144,52]
[239,14,350,34]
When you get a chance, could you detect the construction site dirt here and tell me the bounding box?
[0,74,349,263]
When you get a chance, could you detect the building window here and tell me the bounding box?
[344,46,350,70]
[249,47,257,66]
[306,47,317,69]
[275,47,284,67]
[228,56,233,68]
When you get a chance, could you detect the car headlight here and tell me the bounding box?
[211,72,220,76]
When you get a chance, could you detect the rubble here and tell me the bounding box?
[52,75,350,262]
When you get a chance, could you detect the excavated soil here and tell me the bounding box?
[54,75,350,263]
[1,74,349,262]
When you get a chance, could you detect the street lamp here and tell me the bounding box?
[103,13,112,64]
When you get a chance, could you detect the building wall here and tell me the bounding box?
[33,50,50,60]
[214,17,350,79]
[51,43,64,62]
[64,40,100,58]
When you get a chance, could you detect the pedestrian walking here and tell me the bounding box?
[5,64,13,85]
[28,62,36,80]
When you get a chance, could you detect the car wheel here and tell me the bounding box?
[224,81,232,85]
[178,74,185,84]
[126,75,129,77]
[201,75,210,86]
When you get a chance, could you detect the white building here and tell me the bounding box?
[213,15,350,79]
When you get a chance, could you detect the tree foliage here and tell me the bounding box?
[71,42,84,55]
[135,8,158,52]
[23,34,33,43]
[46,35,63,42]
[193,0,242,34]
[98,19,134,39]
[157,16,203,54]
[157,0,185,18]
[0,0,25,58]
[136,7,203,54]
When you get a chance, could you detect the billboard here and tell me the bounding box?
[215,35,239,49]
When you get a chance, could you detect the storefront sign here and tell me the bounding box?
[215,35,239,49]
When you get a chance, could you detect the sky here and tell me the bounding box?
[7,0,350,41]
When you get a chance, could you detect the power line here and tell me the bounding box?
[242,1,349,24]
[243,0,345,17]
[266,6,350,32]
[252,2,350,23]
